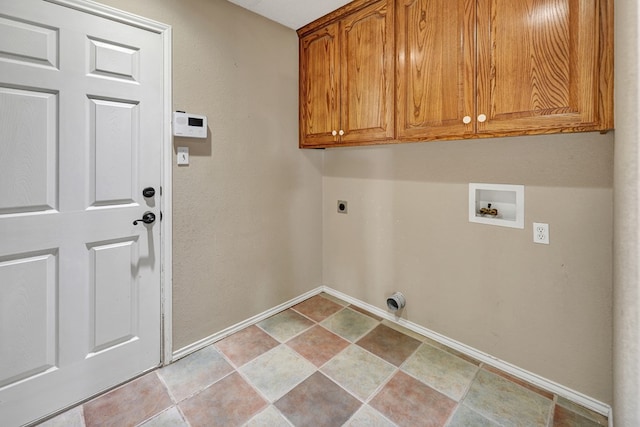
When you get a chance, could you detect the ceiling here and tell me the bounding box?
[227,0,353,30]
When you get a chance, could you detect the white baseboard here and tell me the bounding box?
[171,287,324,361]
[319,286,612,419]
[171,285,611,419]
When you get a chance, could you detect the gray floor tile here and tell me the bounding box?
[345,404,397,427]
[246,406,293,426]
[257,309,314,342]
[321,307,379,342]
[38,406,84,427]
[138,407,188,427]
[556,396,608,426]
[446,404,500,427]
[321,344,396,400]
[402,343,478,401]
[275,372,361,427]
[462,369,553,427]
[158,346,233,402]
[240,345,316,401]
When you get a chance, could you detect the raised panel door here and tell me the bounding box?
[299,24,339,147]
[0,1,163,425]
[476,0,611,134]
[340,0,394,144]
[396,0,475,140]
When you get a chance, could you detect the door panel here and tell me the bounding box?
[88,238,139,354]
[0,15,58,69]
[89,97,139,206]
[299,25,339,147]
[477,0,600,132]
[0,87,58,214]
[340,0,394,143]
[88,38,140,82]
[0,252,57,388]
[0,1,163,425]
[396,0,475,140]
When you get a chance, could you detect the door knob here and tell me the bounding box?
[142,187,155,198]
[133,212,156,225]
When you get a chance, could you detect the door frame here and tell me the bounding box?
[45,0,174,365]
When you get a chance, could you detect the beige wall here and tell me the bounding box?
[97,0,616,407]
[323,133,613,403]
[97,0,323,350]
[613,0,640,423]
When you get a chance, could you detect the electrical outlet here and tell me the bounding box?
[533,222,549,244]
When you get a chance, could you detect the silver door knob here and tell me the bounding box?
[338,129,344,136]
[477,114,487,123]
[463,116,472,124]
[332,130,337,136]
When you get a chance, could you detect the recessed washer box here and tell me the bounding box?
[469,183,524,229]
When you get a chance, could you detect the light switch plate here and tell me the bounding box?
[177,146,189,165]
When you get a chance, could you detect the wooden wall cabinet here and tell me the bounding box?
[299,0,613,148]
[396,0,613,141]
[298,0,395,148]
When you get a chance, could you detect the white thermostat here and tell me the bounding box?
[173,111,207,138]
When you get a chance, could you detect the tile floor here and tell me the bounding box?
[38,293,608,427]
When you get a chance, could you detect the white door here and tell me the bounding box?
[0,1,165,425]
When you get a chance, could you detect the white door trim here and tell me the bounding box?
[44,0,174,366]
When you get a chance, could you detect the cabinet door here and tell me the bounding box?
[477,0,610,134]
[339,0,395,144]
[396,0,475,140]
[299,24,340,147]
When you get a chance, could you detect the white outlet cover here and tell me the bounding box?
[533,222,550,244]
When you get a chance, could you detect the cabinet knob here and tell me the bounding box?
[338,129,345,136]
[463,116,472,124]
[477,114,487,123]
[332,130,337,136]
